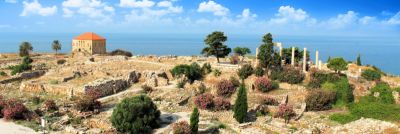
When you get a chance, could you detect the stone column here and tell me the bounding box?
[315,51,319,68]
[291,47,295,66]
[255,47,259,67]
[318,60,322,70]
[303,48,307,72]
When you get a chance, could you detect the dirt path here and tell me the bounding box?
[0,119,37,134]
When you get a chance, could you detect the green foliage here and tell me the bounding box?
[308,69,340,88]
[233,83,248,123]
[52,40,62,54]
[202,31,231,63]
[213,69,221,77]
[49,80,59,85]
[229,76,240,88]
[348,99,400,121]
[257,33,280,69]
[233,47,251,56]
[111,95,160,134]
[110,49,133,57]
[10,56,33,75]
[270,66,305,84]
[356,54,362,66]
[201,63,212,75]
[19,42,33,57]
[177,81,186,88]
[327,57,348,73]
[281,47,310,65]
[333,78,354,107]
[171,63,203,83]
[237,64,253,80]
[254,66,264,77]
[369,83,394,104]
[305,89,336,111]
[329,113,360,124]
[190,107,199,134]
[57,59,66,65]
[361,69,381,81]
[0,71,6,76]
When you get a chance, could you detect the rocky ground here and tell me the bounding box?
[0,53,399,134]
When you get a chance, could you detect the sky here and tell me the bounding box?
[0,0,400,36]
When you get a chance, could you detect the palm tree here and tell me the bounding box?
[52,40,61,55]
[19,42,33,57]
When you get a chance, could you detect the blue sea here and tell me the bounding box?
[0,33,399,75]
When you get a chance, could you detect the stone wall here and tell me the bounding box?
[83,78,129,97]
[0,70,45,84]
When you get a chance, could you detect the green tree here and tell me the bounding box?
[362,69,381,81]
[111,95,160,134]
[202,31,231,63]
[327,57,348,74]
[257,33,282,71]
[19,42,33,57]
[356,54,362,66]
[233,47,251,62]
[327,56,331,62]
[190,107,200,134]
[52,40,62,55]
[237,64,253,80]
[233,82,248,123]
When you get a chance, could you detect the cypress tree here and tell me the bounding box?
[356,54,362,66]
[190,107,199,134]
[233,82,248,123]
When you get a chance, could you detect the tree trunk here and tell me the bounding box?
[217,57,220,63]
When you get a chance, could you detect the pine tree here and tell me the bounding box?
[190,107,199,134]
[233,82,248,123]
[356,54,362,66]
[327,56,331,62]
[201,31,231,63]
[257,33,274,69]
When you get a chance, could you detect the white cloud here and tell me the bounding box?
[197,1,229,16]
[62,0,115,24]
[325,11,358,28]
[124,0,182,22]
[269,6,314,25]
[20,0,57,17]
[386,11,400,25]
[237,8,257,20]
[157,1,171,7]
[5,0,17,3]
[119,0,155,8]
[359,16,376,25]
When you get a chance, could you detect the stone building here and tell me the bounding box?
[72,32,106,55]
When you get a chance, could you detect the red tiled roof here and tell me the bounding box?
[74,32,106,40]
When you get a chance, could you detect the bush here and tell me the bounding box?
[229,76,240,88]
[329,113,360,124]
[213,69,221,77]
[369,83,394,104]
[213,97,231,111]
[258,95,279,106]
[43,100,58,111]
[75,90,101,112]
[2,99,29,120]
[348,99,400,121]
[254,67,264,77]
[305,89,336,111]
[308,69,340,88]
[254,77,273,92]
[0,71,6,76]
[30,96,41,105]
[334,78,354,106]
[10,56,32,75]
[271,81,279,90]
[327,57,348,73]
[237,64,253,80]
[233,83,248,123]
[111,95,160,134]
[177,81,186,89]
[110,49,133,57]
[57,59,66,65]
[194,93,214,110]
[173,121,191,134]
[201,63,212,75]
[141,85,154,93]
[274,104,296,123]
[362,69,381,81]
[216,80,236,97]
[171,63,202,83]
[280,67,305,84]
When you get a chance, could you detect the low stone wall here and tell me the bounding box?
[83,78,129,97]
[0,70,46,84]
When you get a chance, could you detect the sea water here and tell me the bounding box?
[0,33,399,75]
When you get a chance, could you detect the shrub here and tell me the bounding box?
[190,107,199,134]
[0,71,6,76]
[213,97,231,111]
[271,81,279,90]
[274,104,296,124]
[237,64,253,80]
[213,69,221,77]
[362,69,381,81]
[201,63,212,75]
[258,95,279,106]
[254,67,264,77]
[229,76,240,88]
[30,96,41,105]
[141,85,153,93]
[279,67,305,84]
[57,59,66,65]
[110,49,133,57]
[111,95,160,134]
[10,56,32,75]
[308,69,339,88]
[173,121,191,134]
[327,57,348,73]
[233,83,248,123]
[369,83,394,104]
[171,63,202,83]
[216,80,236,97]
[329,113,360,124]
[177,81,186,88]
[43,100,58,111]
[254,77,273,92]
[75,90,101,112]
[2,99,29,120]
[194,93,214,110]
[348,99,400,121]
[305,89,336,111]
[334,78,354,106]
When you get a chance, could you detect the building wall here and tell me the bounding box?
[72,40,106,54]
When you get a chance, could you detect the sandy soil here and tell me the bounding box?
[0,119,36,134]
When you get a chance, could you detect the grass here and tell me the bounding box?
[348,101,400,121]
[14,120,41,132]
[329,113,360,124]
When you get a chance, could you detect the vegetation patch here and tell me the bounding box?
[362,69,381,81]
[329,113,360,124]
[171,63,202,83]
